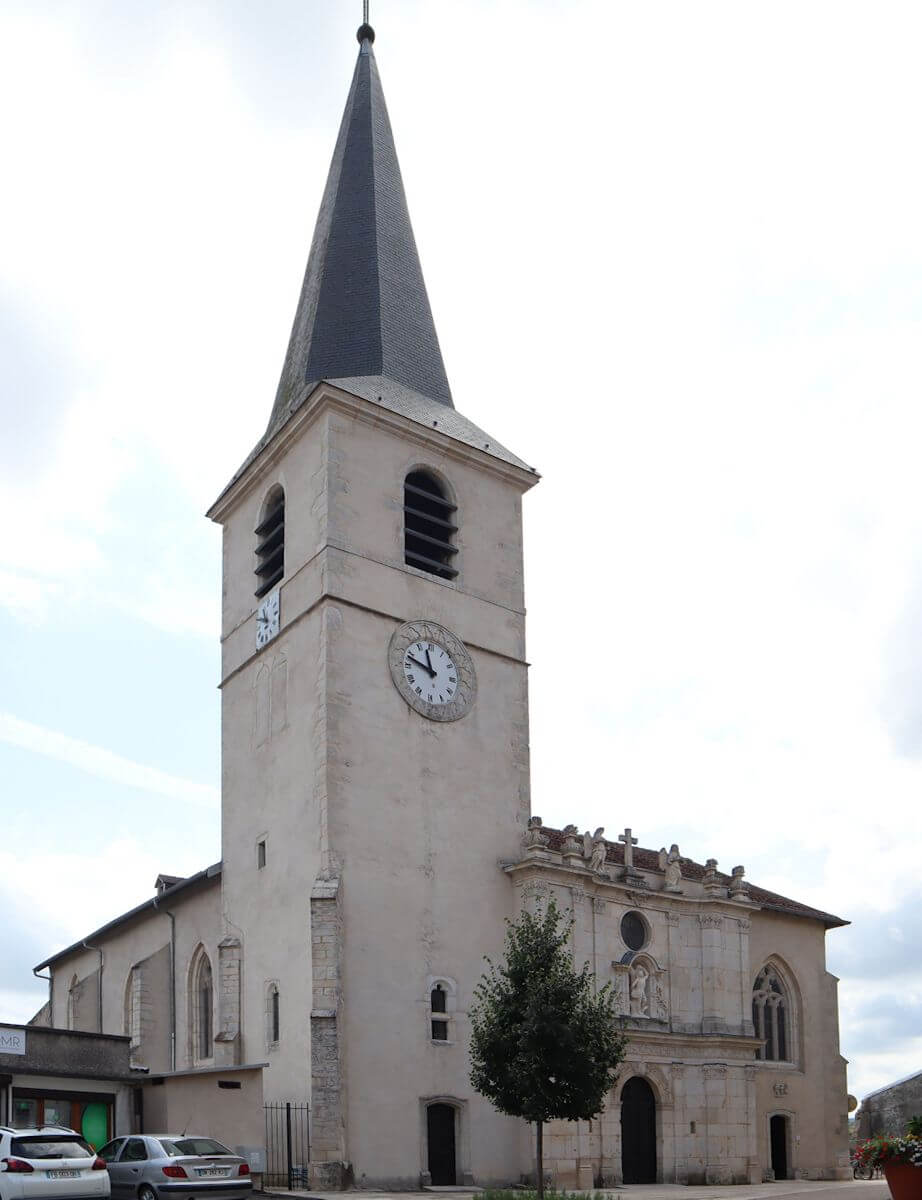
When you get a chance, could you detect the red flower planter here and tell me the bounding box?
[884,1163,922,1200]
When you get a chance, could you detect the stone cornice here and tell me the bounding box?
[505,856,756,918]
[208,383,538,523]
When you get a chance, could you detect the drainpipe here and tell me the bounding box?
[33,967,53,1027]
[153,898,177,1070]
[82,941,105,1033]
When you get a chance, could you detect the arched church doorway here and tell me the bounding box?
[621,1076,656,1183]
[770,1115,789,1180]
[427,1103,457,1185]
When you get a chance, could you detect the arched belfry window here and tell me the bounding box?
[404,471,458,580]
[753,964,791,1061]
[255,486,285,597]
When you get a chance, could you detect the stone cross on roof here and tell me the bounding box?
[619,828,638,872]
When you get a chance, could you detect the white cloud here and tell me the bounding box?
[0,714,219,809]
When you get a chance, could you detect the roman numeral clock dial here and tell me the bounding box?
[388,621,476,722]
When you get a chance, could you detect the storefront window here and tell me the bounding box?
[10,1090,112,1148]
[12,1097,38,1127]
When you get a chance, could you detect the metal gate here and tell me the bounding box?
[263,1102,310,1189]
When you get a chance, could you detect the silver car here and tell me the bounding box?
[97,1136,252,1200]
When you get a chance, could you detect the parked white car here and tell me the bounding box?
[0,1126,110,1200]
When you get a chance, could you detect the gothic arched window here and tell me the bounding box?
[255,485,285,597]
[190,949,214,1062]
[404,471,458,580]
[752,964,791,1061]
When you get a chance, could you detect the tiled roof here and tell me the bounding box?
[539,827,847,929]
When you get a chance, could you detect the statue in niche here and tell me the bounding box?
[629,963,649,1016]
[658,844,685,892]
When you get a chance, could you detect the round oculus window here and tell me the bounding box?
[620,910,647,951]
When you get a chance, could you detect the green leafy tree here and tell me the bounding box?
[469,898,627,1198]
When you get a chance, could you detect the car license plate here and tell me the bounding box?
[197,1169,228,1178]
[47,1170,80,1178]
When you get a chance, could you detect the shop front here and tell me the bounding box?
[0,1023,136,1145]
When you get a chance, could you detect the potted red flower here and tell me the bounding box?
[854,1129,922,1200]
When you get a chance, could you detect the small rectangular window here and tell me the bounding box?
[431,1019,448,1041]
[257,840,266,869]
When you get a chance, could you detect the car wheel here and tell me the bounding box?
[138,1185,158,1200]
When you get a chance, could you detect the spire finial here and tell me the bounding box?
[357,1,374,43]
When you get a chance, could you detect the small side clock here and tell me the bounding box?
[388,620,476,722]
[256,589,280,650]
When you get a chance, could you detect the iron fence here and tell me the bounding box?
[263,1101,310,1190]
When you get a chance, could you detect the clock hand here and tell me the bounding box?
[407,654,436,677]
[424,648,434,674]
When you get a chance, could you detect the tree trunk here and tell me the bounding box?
[536,1120,544,1200]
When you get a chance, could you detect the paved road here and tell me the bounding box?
[260,1178,892,1200]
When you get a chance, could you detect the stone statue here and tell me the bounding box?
[589,828,607,873]
[629,963,649,1016]
[658,844,684,891]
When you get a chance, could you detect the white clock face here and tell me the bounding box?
[388,620,476,722]
[402,640,458,706]
[256,589,280,649]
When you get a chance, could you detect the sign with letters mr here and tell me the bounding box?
[0,1028,26,1055]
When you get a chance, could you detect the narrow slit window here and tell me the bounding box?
[271,987,280,1043]
[255,487,285,598]
[257,839,267,869]
[404,471,458,580]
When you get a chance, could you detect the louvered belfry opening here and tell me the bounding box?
[404,471,458,579]
[255,487,285,597]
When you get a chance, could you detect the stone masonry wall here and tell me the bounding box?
[859,1071,922,1137]
[310,877,348,1189]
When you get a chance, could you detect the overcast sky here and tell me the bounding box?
[2,0,921,1105]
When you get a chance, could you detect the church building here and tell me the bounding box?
[27,19,851,1189]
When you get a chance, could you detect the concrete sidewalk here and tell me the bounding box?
[259,1178,888,1200]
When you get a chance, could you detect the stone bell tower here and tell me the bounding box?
[207,19,538,1189]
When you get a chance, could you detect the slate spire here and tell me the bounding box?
[267,23,453,437]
